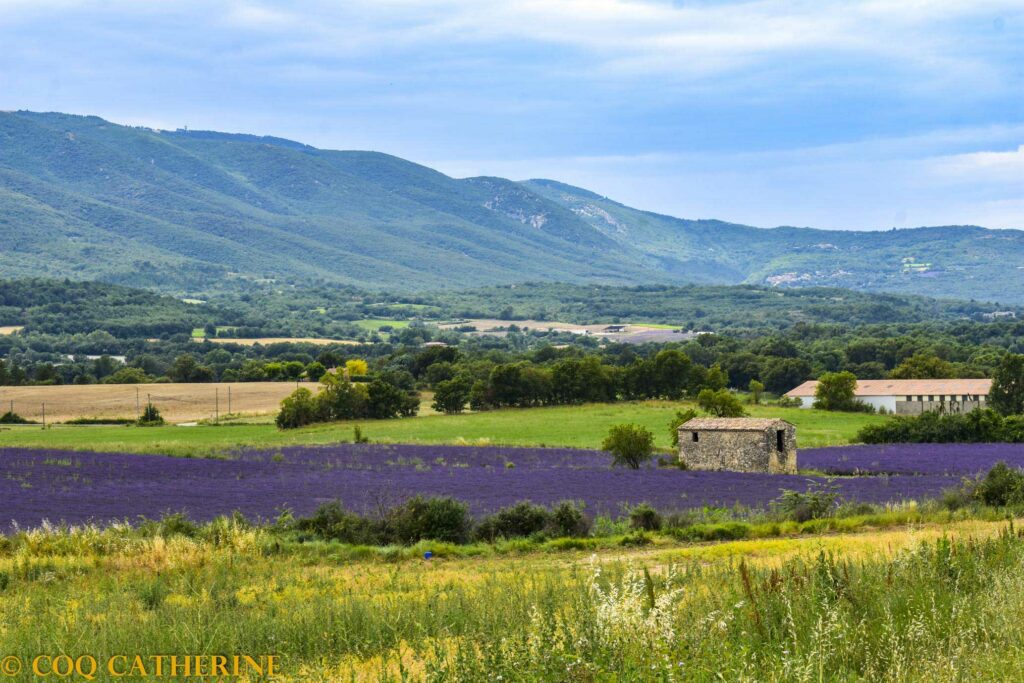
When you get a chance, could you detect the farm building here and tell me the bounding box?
[785,379,991,415]
[679,417,797,474]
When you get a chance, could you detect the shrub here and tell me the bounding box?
[137,403,165,426]
[475,501,550,541]
[547,501,590,538]
[64,417,135,425]
[0,411,33,424]
[773,480,840,522]
[629,503,663,531]
[296,501,378,544]
[602,423,655,469]
[974,462,1024,507]
[857,408,1021,444]
[386,496,472,544]
[158,512,200,538]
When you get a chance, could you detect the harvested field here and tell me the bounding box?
[195,337,361,346]
[0,382,316,423]
[0,325,24,335]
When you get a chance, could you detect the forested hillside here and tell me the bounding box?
[2,111,1023,301]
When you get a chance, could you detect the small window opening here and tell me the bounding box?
[776,430,785,451]
[691,432,699,443]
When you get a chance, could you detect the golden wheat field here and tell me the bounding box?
[0,382,317,423]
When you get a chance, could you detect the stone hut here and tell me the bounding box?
[679,417,796,474]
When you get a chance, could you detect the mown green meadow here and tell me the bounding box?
[0,401,886,457]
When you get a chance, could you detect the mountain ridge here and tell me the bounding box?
[2,110,1022,303]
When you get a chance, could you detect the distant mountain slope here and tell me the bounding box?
[0,112,665,290]
[522,180,1024,304]
[2,111,1023,302]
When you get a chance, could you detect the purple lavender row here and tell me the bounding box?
[0,444,990,531]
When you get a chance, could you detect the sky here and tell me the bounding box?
[0,0,1022,230]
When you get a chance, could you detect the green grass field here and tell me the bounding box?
[351,318,412,331]
[0,401,886,457]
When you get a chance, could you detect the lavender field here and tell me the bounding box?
[2,443,1022,531]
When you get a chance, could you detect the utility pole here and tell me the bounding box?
[215,387,219,424]
[41,402,45,429]
[135,387,141,418]
[227,386,232,415]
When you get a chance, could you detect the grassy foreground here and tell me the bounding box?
[0,401,885,456]
[1,516,1022,681]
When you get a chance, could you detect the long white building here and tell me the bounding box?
[785,379,992,415]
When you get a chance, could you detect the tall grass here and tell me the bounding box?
[1,518,1024,680]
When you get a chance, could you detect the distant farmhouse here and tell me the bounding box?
[679,417,797,474]
[785,379,992,415]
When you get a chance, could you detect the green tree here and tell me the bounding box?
[433,376,473,414]
[761,357,812,394]
[890,353,956,379]
[305,361,327,382]
[602,423,655,470]
[315,372,369,420]
[168,354,199,383]
[813,371,861,411]
[697,388,747,417]
[366,379,419,419]
[103,367,151,384]
[653,349,693,399]
[990,354,1024,416]
[704,364,729,391]
[668,408,699,448]
[276,388,318,429]
[748,379,765,404]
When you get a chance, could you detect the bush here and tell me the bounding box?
[857,408,1020,444]
[628,503,663,531]
[137,403,165,426]
[0,411,33,424]
[295,501,378,544]
[475,501,550,541]
[773,480,840,522]
[386,496,472,544]
[602,423,655,469]
[974,462,1024,507]
[547,501,590,538]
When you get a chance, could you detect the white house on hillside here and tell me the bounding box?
[785,379,992,415]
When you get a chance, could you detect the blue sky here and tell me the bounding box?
[1,0,1022,229]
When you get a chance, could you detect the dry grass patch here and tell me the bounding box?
[0,382,318,423]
